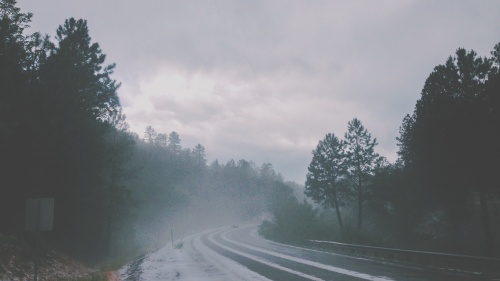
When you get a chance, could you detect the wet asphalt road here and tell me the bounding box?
[201,225,498,281]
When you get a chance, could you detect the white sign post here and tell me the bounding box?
[25,198,54,281]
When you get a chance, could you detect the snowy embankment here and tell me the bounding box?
[0,234,96,281]
[119,227,270,281]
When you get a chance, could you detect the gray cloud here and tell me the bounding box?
[17,0,500,182]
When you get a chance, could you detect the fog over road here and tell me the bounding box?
[120,225,493,281]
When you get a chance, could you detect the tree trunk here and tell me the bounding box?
[357,163,363,230]
[330,182,344,241]
[479,191,494,257]
[357,187,363,230]
[105,130,117,257]
[105,161,115,256]
[333,199,344,241]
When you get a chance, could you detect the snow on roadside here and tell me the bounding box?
[119,229,271,281]
[120,244,191,280]
[0,235,97,281]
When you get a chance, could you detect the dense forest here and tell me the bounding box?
[0,0,290,263]
[262,43,500,257]
[2,0,500,267]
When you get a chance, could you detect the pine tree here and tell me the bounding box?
[344,118,378,230]
[38,17,121,259]
[397,44,500,256]
[305,133,348,238]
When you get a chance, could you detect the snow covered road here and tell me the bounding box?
[120,225,493,280]
[119,227,270,281]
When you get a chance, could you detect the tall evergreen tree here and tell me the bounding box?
[192,144,207,168]
[344,118,378,230]
[0,0,34,234]
[143,125,157,144]
[37,17,121,260]
[168,131,181,154]
[0,0,53,235]
[305,133,348,238]
[397,44,500,256]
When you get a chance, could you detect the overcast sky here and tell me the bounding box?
[17,0,500,183]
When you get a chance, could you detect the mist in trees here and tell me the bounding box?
[294,43,500,257]
[1,0,125,261]
[260,181,321,243]
[2,0,500,266]
[300,119,382,242]
[0,1,292,264]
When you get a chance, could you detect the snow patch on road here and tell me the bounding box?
[221,230,395,281]
[120,243,219,281]
[119,229,271,281]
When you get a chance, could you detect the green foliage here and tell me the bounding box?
[344,118,378,181]
[123,125,289,252]
[305,133,348,206]
[0,0,305,267]
[0,1,134,263]
[259,198,323,244]
[272,199,321,243]
[37,16,123,261]
[43,17,120,123]
[305,133,348,236]
[168,131,182,153]
[344,118,379,230]
[397,47,498,195]
[397,43,500,255]
[260,182,322,243]
[3,0,499,265]
[300,46,500,254]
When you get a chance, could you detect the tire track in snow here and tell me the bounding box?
[215,228,394,281]
[202,230,323,281]
[189,228,272,281]
[119,227,271,281]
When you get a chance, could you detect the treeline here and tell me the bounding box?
[1,0,124,262]
[128,126,288,254]
[0,1,289,263]
[261,43,500,257]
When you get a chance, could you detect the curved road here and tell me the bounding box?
[203,225,494,281]
[121,225,495,280]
